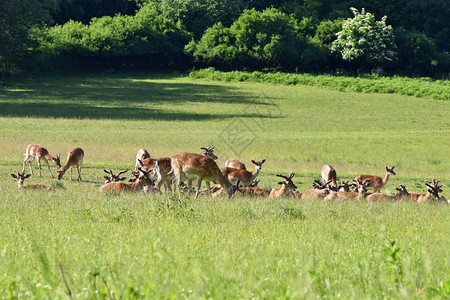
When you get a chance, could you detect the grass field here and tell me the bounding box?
[0,74,449,298]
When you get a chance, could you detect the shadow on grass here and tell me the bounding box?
[0,76,277,121]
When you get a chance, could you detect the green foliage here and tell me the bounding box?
[189,8,326,71]
[34,4,191,69]
[331,7,396,68]
[190,68,450,100]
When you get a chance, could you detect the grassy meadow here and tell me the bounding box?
[0,74,449,298]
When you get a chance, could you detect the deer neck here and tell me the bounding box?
[278,184,287,196]
[251,166,261,181]
[18,182,24,189]
[382,172,391,184]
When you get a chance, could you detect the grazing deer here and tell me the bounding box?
[135,148,150,170]
[103,169,129,184]
[325,179,371,201]
[366,185,409,201]
[99,167,153,193]
[354,166,396,193]
[171,152,237,199]
[57,147,84,181]
[321,164,337,187]
[224,159,247,170]
[221,159,266,187]
[22,144,61,178]
[269,173,298,199]
[11,172,53,191]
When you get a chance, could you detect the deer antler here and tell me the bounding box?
[117,169,129,176]
[276,174,289,180]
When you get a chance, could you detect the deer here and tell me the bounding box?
[220,159,266,187]
[224,159,247,170]
[57,147,84,181]
[171,152,237,199]
[354,166,396,193]
[416,179,446,203]
[200,146,218,160]
[325,179,371,201]
[366,185,409,201]
[103,169,129,184]
[135,148,150,170]
[11,172,53,191]
[301,180,331,200]
[321,164,337,187]
[99,167,153,193]
[269,173,298,199]
[22,144,61,178]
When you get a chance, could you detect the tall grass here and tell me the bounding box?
[190,68,450,100]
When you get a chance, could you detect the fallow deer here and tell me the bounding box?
[354,166,396,193]
[57,147,84,181]
[171,152,237,199]
[103,169,129,184]
[301,180,330,200]
[135,148,150,170]
[269,173,298,199]
[325,179,371,201]
[99,167,153,193]
[416,180,446,203]
[321,164,337,187]
[140,157,173,192]
[224,159,246,170]
[221,159,266,187]
[200,146,218,160]
[11,172,53,191]
[22,144,61,178]
[365,185,409,201]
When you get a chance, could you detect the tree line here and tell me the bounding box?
[1,0,448,77]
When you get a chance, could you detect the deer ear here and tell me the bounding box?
[11,174,17,179]
[104,176,110,180]
[251,160,256,164]
[25,174,32,178]
[278,181,284,185]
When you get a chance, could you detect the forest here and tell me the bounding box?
[1,0,449,77]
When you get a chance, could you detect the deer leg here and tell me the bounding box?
[77,164,82,181]
[22,156,29,173]
[44,159,54,178]
[69,167,73,181]
[37,158,42,177]
[205,181,211,196]
[194,178,203,200]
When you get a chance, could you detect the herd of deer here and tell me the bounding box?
[10,144,449,204]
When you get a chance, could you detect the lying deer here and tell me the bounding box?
[99,167,153,193]
[325,179,371,201]
[366,185,409,201]
[301,180,330,200]
[269,173,298,199]
[103,169,129,184]
[22,144,61,178]
[354,166,396,193]
[57,147,84,181]
[221,159,266,187]
[11,172,53,191]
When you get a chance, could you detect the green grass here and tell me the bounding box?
[0,74,449,298]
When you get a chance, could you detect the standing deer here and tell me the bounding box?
[221,159,266,187]
[57,147,84,181]
[135,148,150,170]
[22,144,61,178]
[200,146,218,160]
[354,166,396,193]
[171,152,237,199]
[224,159,246,170]
[269,173,298,198]
[99,167,153,193]
[11,172,53,191]
[321,164,337,187]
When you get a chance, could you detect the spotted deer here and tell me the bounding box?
[269,173,298,199]
[57,147,84,181]
[171,152,237,199]
[221,159,266,187]
[354,166,396,193]
[22,144,61,178]
[224,159,246,170]
[11,172,53,191]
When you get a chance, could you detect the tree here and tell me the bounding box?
[331,7,396,71]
